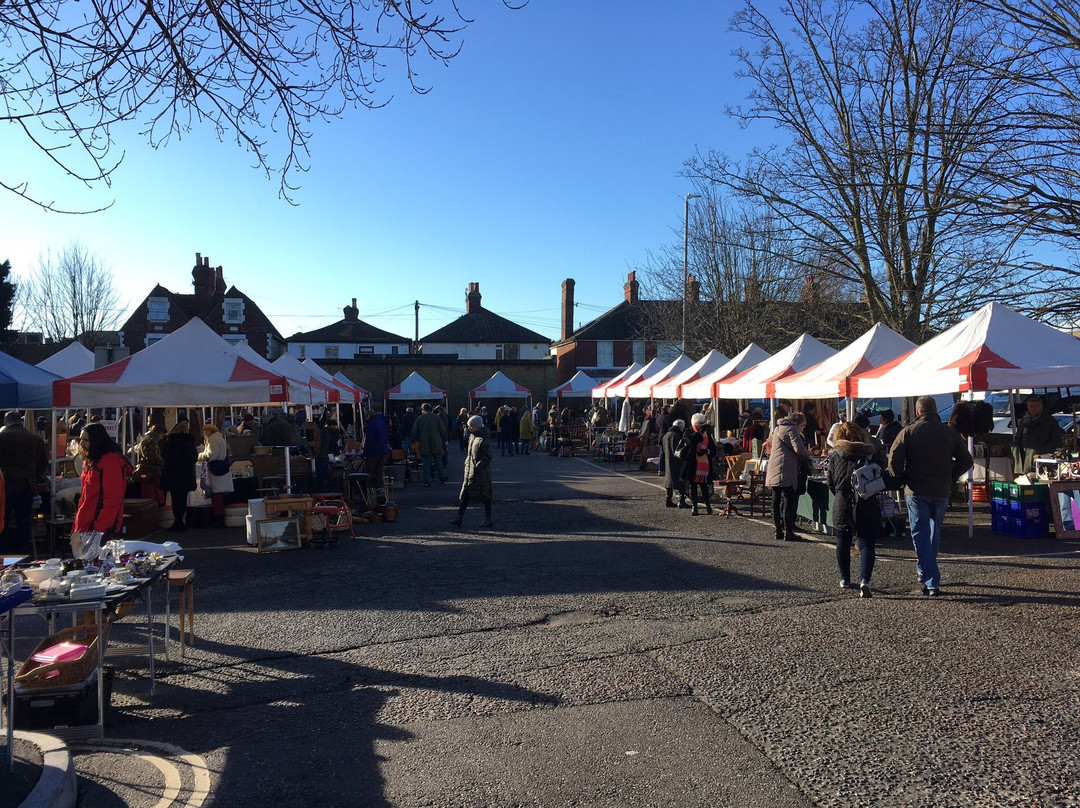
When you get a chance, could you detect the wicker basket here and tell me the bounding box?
[15,624,106,690]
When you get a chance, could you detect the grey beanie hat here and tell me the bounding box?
[468,415,484,429]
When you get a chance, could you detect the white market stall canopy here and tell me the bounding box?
[714,335,837,400]
[303,359,363,404]
[772,323,916,400]
[680,343,772,400]
[36,342,95,378]
[385,371,447,401]
[271,354,341,404]
[549,370,599,399]
[332,371,371,401]
[590,363,642,399]
[601,358,666,399]
[233,342,321,405]
[0,351,60,409]
[852,302,1080,396]
[651,349,730,399]
[52,318,290,407]
[624,355,695,399]
[470,371,531,405]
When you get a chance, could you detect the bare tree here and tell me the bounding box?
[1,0,522,209]
[636,188,868,356]
[688,0,1064,342]
[17,243,123,348]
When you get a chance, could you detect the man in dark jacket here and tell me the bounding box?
[877,409,902,451]
[362,410,390,486]
[661,420,688,508]
[1011,395,1063,476]
[0,410,48,554]
[888,396,973,596]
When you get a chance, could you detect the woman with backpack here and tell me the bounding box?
[826,421,887,598]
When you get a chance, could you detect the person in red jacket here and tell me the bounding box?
[73,423,132,537]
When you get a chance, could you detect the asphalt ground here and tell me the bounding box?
[6,446,1080,807]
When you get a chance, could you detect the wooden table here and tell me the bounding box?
[263,496,314,545]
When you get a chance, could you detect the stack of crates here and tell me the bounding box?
[990,480,1050,538]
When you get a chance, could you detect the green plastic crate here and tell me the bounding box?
[1006,483,1049,503]
[990,480,1009,499]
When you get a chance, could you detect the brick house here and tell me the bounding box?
[551,272,681,385]
[119,253,286,358]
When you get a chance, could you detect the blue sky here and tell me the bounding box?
[0,2,758,345]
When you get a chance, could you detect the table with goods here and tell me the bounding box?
[0,534,179,768]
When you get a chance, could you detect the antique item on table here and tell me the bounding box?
[255,518,303,552]
[1049,481,1080,540]
[70,530,105,562]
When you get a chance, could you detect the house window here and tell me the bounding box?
[391,345,400,355]
[223,335,247,347]
[506,344,519,360]
[357,346,374,355]
[147,297,169,322]
[299,345,306,359]
[324,346,339,359]
[597,341,614,366]
[146,334,165,347]
[633,341,646,364]
[495,344,505,360]
[223,299,244,324]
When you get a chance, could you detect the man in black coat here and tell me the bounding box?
[0,411,48,554]
[661,419,688,508]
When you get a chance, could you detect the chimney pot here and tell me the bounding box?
[466,282,482,314]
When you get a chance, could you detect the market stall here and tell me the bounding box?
[589,363,642,399]
[624,355,695,400]
[469,370,532,410]
[650,349,730,399]
[549,371,599,400]
[679,343,771,400]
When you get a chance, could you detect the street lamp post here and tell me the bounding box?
[682,193,701,352]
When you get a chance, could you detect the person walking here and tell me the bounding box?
[683,413,716,515]
[449,415,494,528]
[0,411,48,555]
[363,409,390,485]
[161,421,199,531]
[888,395,973,596]
[412,403,448,486]
[765,411,811,542]
[456,408,470,452]
[72,423,131,538]
[827,421,887,597]
[661,419,688,508]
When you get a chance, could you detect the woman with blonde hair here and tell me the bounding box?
[198,423,234,525]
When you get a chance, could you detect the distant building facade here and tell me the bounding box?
[418,283,550,360]
[287,298,410,360]
[119,253,286,358]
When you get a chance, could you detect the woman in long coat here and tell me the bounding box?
[681,414,717,515]
[661,419,688,508]
[449,416,494,529]
[826,422,886,597]
[765,411,811,541]
[161,421,199,531]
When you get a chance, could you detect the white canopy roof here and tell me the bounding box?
[624,355,696,399]
[651,349,731,399]
[600,358,666,399]
[549,370,600,398]
[470,371,531,400]
[232,343,319,405]
[333,372,371,401]
[385,371,447,401]
[772,323,916,400]
[714,335,837,400]
[52,319,289,408]
[271,354,341,404]
[852,302,1080,397]
[302,359,361,404]
[0,351,60,409]
[589,363,642,398]
[36,342,95,378]
[680,344,772,400]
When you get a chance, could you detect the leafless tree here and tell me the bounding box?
[1,0,523,210]
[688,0,1064,342]
[17,242,123,347]
[636,188,868,356]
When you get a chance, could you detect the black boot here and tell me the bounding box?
[678,495,689,509]
[692,505,700,516]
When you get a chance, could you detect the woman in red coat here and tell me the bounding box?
[73,423,131,536]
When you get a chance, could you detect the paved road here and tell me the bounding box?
[76,448,1080,807]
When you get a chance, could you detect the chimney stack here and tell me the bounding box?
[344,298,359,321]
[686,273,701,303]
[561,279,575,341]
[192,253,214,313]
[466,282,482,314]
[624,271,639,305]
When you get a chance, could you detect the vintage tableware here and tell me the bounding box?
[22,566,62,585]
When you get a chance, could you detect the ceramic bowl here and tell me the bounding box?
[22,566,61,584]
